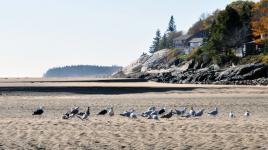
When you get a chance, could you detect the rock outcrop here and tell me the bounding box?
[113,50,268,85]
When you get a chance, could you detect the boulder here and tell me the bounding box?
[141,49,169,72]
[122,53,150,75]
[176,59,195,72]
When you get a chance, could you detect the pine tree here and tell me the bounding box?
[167,16,177,32]
[149,29,161,53]
[159,33,168,49]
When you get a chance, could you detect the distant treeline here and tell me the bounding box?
[43,65,122,77]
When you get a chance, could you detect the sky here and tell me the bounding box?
[0,0,259,77]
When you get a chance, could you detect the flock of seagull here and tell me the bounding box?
[32,106,251,120]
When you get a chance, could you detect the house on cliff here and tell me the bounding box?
[236,33,268,57]
[173,30,207,54]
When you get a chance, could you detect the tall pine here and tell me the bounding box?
[149,29,161,53]
[167,16,177,32]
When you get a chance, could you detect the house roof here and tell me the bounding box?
[189,38,203,43]
[173,34,192,41]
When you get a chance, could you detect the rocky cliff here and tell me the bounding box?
[114,49,268,85]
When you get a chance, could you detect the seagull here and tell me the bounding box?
[189,107,196,116]
[108,107,114,116]
[208,107,218,116]
[194,109,205,117]
[158,107,166,115]
[78,107,90,120]
[69,107,79,117]
[160,110,173,119]
[32,106,44,116]
[229,111,235,118]
[175,107,187,115]
[120,109,134,117]
[62,113,69,119]
[97,107,108,115]
[244,110,250,117]
[181,112,191,118]
[130,112,137,119]
[150,110,158,116]
[142,109,154,117]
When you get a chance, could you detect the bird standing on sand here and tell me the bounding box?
[130,112,137,119]
[158,107,166,115]
[78,107,90,120]
[229,111,235,118]
[181,112,191,118]
[120,109,134,117]
[189,107,196,116]
[108,107,114,116]
[150,110,158,116]
[69,107,79,117]
[142,110,154,117]
[194,109,205,117]
[244,110,250,117]
[208,107,218,116]
[97,107,108,115]
[62,113,69,119]
[160,110,173,119]
[32,106,44,116]
[175,107,187,115]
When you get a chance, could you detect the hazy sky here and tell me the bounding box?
[0,0,258,77]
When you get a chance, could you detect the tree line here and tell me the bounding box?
[149,16,182,53]
[43,65,122,77]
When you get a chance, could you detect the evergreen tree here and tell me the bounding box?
[167,16,177,32]
[149,29,161,53]
[159,33,168,49]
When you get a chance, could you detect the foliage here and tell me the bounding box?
[149,1,268,66]
[159,33,168,50]
[177,54,188,60]
[149,29,161,53]
[158,16,182,50]
[189,1,255,65]
[166,31,182,49]
[251,0,268,44]
[167,16,177,32]
[167,48,188,62]
[187,10,220,35]
[238,53,268,65]
[43,65,122,77]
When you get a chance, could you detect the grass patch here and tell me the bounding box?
[238,53,268,65]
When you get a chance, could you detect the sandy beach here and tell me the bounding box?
[0,78,268,149]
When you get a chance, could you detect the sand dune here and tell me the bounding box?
[0,78,268,149]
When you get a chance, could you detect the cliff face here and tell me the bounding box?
[114,49,268,85]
